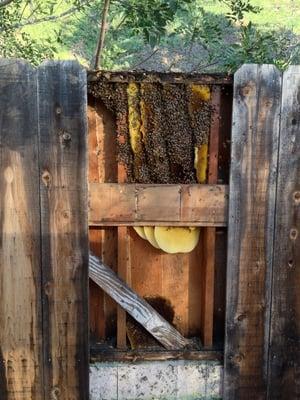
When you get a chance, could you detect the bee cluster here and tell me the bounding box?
[88,76,213,184]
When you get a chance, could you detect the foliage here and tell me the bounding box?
[0,0,86,65]
[175,0,300,72]
[222,0,261,22]
[219,0,300,71]
[117,0,193,48]
[0,0,299,71]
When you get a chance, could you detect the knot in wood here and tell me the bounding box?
[44,281,53,296]
[42,170,51,187]
[233,353,244,364]
[290,228,298,240]
[51,387,61,400]
[58,128,72,146]
[237,313,247,322]
[62,131,72,142]
[293,191,300,205]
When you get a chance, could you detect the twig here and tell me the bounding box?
[190,60,220,73]
[13,5,81,28]
[130,48,159,70]
[94,0,111,70]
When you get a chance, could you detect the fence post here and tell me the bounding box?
[38,61,89,399]
[268,66,300,399]
[0,60,44,398]
[223,64,282,399]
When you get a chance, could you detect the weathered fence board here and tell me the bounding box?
[0,60,44,399]
[38,61,89,399]
[89,183,228,226]
[224,64,282,399]
[0,59,88,400]
[268,66,300,399]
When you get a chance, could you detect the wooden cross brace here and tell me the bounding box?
[89,253,191,350]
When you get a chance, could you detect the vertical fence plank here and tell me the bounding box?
[0,60,43,399]
[201,85,221,347]
[268,66,300,399]
[224,64,281,399]
[38,61,89,399]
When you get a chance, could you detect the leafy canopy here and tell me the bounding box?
[0,0,299,71]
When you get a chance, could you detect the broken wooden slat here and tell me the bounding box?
[89,183,228,226]
[0,60,44,399]
[200,85,222,347]
[38,61,89,399]
[223,65,282,399]
[89,254,190,350]
[268,66,300,399]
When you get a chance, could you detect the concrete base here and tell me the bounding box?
[90,360,223,400]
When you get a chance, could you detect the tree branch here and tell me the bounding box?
[129,48,159,70]
[13,5,81,28]
[93,0,111,70]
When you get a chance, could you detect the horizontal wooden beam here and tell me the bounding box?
[89,183,228,226]
[88,71,233,85]
[89,253,191,350]
[90,347,223,363]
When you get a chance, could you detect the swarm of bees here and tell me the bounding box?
[89,75,213,254]
[89,77,212,184]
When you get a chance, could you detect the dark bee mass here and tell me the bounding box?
[88,77,213,184]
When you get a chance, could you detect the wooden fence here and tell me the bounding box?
[224,64,300,400]
[0,60,89,399]
[0,61,299,400]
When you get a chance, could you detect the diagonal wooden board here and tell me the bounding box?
[89,253,191,350]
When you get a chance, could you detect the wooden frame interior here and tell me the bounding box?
[88,73,233,357]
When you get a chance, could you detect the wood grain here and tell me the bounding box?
[200,85,222,347]
[89,254,191,350]
[89,229,105,339]
[38,61,89,399]
[89,183,228,226]
[117,226,130,348]
[268,66,300,400]
[88,101,118,341]
[88,70,233,85]
[136,185,181,221]
[223,64,282,400]
[0,60,43,399]
[90,346,223,363]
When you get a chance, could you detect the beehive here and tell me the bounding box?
[87,71,233,354]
